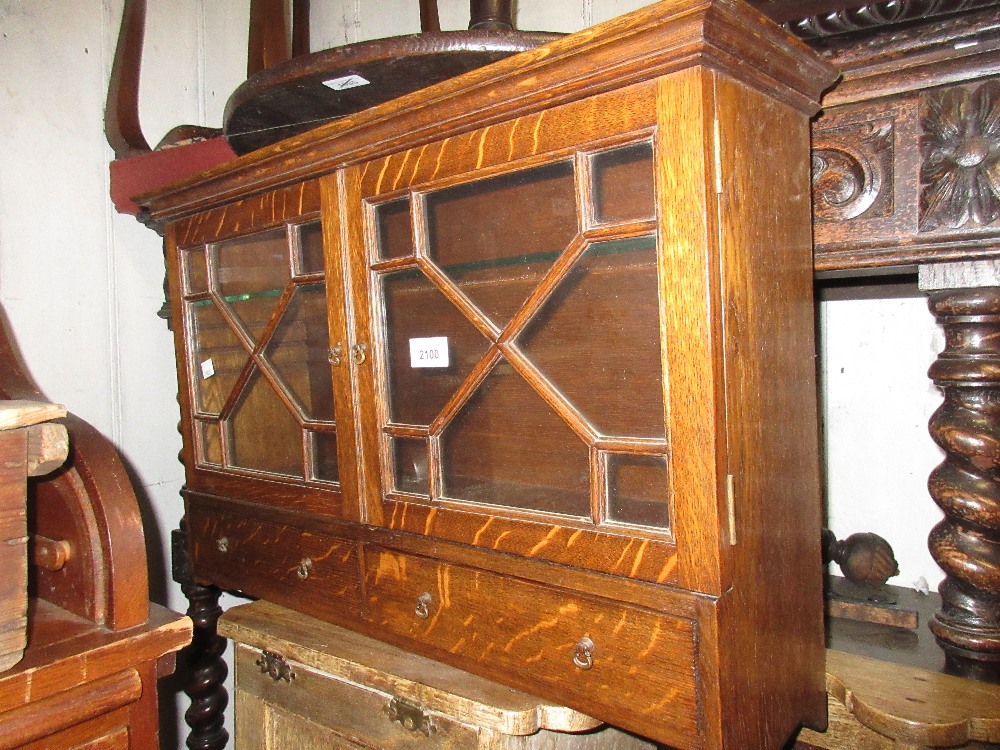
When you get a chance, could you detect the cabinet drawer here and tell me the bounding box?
[363,548,701,749]
[188,507,362,623]
[235,644,480,750]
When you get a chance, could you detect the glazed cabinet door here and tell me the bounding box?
[340,82,694,585]
[167,181,355,518]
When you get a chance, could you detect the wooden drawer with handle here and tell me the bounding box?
[187,506,362,623]
[221,600,655,750]
[363,547,701,749]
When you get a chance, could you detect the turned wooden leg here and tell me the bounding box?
[173,522,230,750]
[925,287,1000,673]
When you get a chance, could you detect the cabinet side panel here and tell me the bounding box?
[655,68,728,596]
[713,73,827,746]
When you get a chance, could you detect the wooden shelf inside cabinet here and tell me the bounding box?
[137,1,838,749]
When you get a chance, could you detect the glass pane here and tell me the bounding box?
[426,161,577,327]
[607,453,670,528]
[310,430,339,482]
[196,420,223,465]
[390,437,429,495]
[374,197,414,260]
[297,221,325,275]
[183,246,208,295]
[517,236,666,439]
[188,300,248,415]
[214,228,291,340]
[265,282,335,421]
[441,358,590,516]
[591,141,655,224]
[230,368,302,477]
[381,268,490,426]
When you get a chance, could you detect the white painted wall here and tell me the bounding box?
[0,1,947,747]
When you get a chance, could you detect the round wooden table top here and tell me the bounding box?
[224,29,562,154]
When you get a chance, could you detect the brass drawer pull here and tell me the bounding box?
[256,650,295,683]
[297,557,313,580]
[351,342,368,365]
[414,591,432,619]
[328,343,343,366]
[384,698,435,736]
[216,536,229,553]
[573,637,595,670]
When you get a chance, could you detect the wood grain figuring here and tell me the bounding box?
[357,84,656,199]
[184,491,701,618]
[320,172,366,524]
[362,548,700,749]
[379,499,679,585]
[174,181,321,248]
[187,506,363,622]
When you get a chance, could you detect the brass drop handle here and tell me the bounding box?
[297,557,313,580]
[328,343,343,366]
[351,342,368,365]
[415,592,433,619]
[573,637,595,670]
[216,536,229,553]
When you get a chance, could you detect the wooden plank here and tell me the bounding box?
[0,401,65,431]
[823,649,1000,747]
[0,669,141,749]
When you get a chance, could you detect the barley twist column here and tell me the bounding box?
[923,281,1000,674]
[173,522,230,750]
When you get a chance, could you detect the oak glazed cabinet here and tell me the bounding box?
[138,1,838,748]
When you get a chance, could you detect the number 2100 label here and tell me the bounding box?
[409,337,449,368]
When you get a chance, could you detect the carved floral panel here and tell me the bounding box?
[920,80,1000,231]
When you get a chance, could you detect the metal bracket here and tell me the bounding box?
[384,698,435,736]
[256,650,295,683]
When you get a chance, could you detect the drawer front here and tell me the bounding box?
[363,548,701,749]
[188,507,362,623]
[235,644,480,750]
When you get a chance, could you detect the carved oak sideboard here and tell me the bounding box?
[808,7,1000,673]
[137,1,837,749]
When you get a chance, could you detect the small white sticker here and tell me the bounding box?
[410,337,449,368]
[201,358,215,380]
[322,74,371,91]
